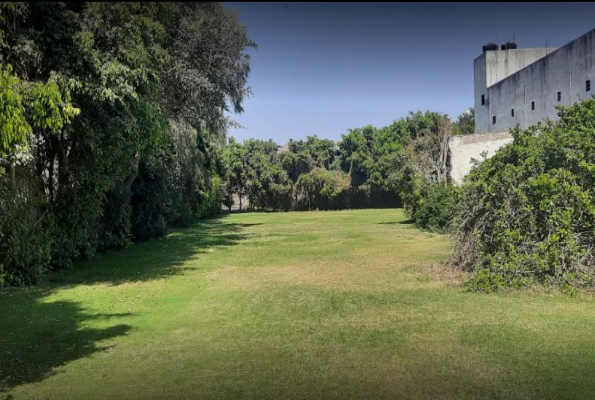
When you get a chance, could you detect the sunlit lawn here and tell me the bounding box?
[2,209,595,399]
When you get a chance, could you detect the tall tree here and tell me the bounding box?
[453,107,475,135]
[0,2,256,286]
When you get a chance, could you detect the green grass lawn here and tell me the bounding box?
[2,209,595,400]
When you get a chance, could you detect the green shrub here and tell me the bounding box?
[131,159,172,240]
[452,98,595,291]
[411,183,459,232]
[196,175,224,218]
[50,184,104,269]
[295,168,349,211]
[0,184,53,287]
[99,186,133,251]
[400,172,459,233]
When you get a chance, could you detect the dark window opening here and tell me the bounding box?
[511,109,515,117]
[481,94,485,105]
[587,80,591,92]
[492,115,496,124]
[557,91,562,102]
[531,101,535,110]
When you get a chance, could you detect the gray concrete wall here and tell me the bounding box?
[485,48,554,87]
[474,54,488,133]
[475,48,554,133]
[476,28,595,134]
[449,132,513,185]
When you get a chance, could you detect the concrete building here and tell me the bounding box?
[475,28,595,133]
[449,28,595,184]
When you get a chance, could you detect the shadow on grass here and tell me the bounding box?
[0,214,255,396]
[378,219,414,225]
[0,291,132,396]
[50,214,259,286]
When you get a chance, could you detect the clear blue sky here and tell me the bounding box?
[223,2,595,144]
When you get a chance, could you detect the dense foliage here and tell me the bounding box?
[452,99,595,292]
[452,107,475,135]
[405,179,459,232]
[0,2,254,286]
[222,111,463,219]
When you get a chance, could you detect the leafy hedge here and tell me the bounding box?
[452,98,595,292]
[0,183,53,286]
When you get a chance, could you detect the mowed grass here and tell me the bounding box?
[2,209,595,400]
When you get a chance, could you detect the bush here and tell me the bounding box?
[196,175,225,218]
[131,159,172,240]
[452,98,595,291]
[0,184,53,287]
[295,168,349,211]
[50,184,104,269]
[400,172,459,233]
[411,183,459,232]
[99,186,133,251]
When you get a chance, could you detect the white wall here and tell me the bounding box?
[449,132,513,185]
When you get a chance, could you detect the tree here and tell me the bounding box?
[340,126,374,187]
[280,150,310,204]
[223,137,248,210]
[161,2,256,135]
[453,107,475,135]
[295,168,349,211]
[0,2,255,286]
[0,65,29,160]
[392,111,452,186]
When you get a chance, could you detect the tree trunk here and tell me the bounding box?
[55,135,70,202]
[123,172,138,192]
[123,155,141,191]
[8,162,16,192]
[48,154,55,200]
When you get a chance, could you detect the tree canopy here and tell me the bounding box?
[0,2,254,286]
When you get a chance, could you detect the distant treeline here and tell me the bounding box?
[222,109,474,212]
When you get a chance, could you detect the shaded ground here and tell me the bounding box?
[1,215,253,396]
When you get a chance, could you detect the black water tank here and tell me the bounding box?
[501,42,518,50]
[482,43,498,52]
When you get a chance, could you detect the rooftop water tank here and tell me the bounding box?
[482,43,498,52]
